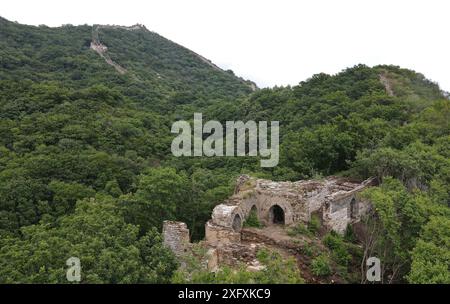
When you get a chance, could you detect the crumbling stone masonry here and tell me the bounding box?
[163,175,376,269]
[206,175,376,236]
[162,221,191,257]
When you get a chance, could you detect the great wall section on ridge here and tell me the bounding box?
[88,24,257,91]
[89,24,141,74]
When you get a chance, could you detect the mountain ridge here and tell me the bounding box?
[0,16,256,105]
[0,16,448,284]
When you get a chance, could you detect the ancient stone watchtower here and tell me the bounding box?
[205,175,376,236]
[162,175,376,271]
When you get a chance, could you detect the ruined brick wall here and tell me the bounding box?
[304,182,331,216]
[219,243,258,266]
[252,193,296,225]
[324,197,352,234]
[162,175,376,265]
[205,220,241,246]
[322,178,376,234]
[204,175,375,235]
[233,194,258,220]
[162,221,190,256]
[357,198,372,218]
[211,204,244,229]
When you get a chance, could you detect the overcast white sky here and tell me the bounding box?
[2,0,449,91]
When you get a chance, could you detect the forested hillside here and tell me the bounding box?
[0,17,448,283]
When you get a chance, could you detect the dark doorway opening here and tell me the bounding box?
[232,214,242,231]
[269,205,285,225]
[350,198,357,219]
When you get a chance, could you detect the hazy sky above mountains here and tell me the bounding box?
[2,0,449,92]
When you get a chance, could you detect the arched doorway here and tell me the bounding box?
[232,214,242,231]
[350,198,357,219]
[249,205,258,220]
[269,205,285,225]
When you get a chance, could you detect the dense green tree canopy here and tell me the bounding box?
[0,16,448,283]
[0,198,177,283]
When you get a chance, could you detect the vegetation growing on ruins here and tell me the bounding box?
[311,254,332,277]
[0,17,448,283]
[243,208,263,228]
[308,214,322,235]
[288,223,311,237]
[173,247,304,284]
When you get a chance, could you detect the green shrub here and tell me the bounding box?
[323,232,352,267]
[288,222,311,236]
[244,208,262,228]
[175,249,305,284]
[332,246,352,267]
[344,224,356,242]
[308,214,321,234]
[323,232,342,250]
[311,254,332,277]
[299,243,317,257]
[255,249,305,284]
[346,243,363,260]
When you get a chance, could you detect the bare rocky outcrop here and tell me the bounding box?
[380,72,395,96]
